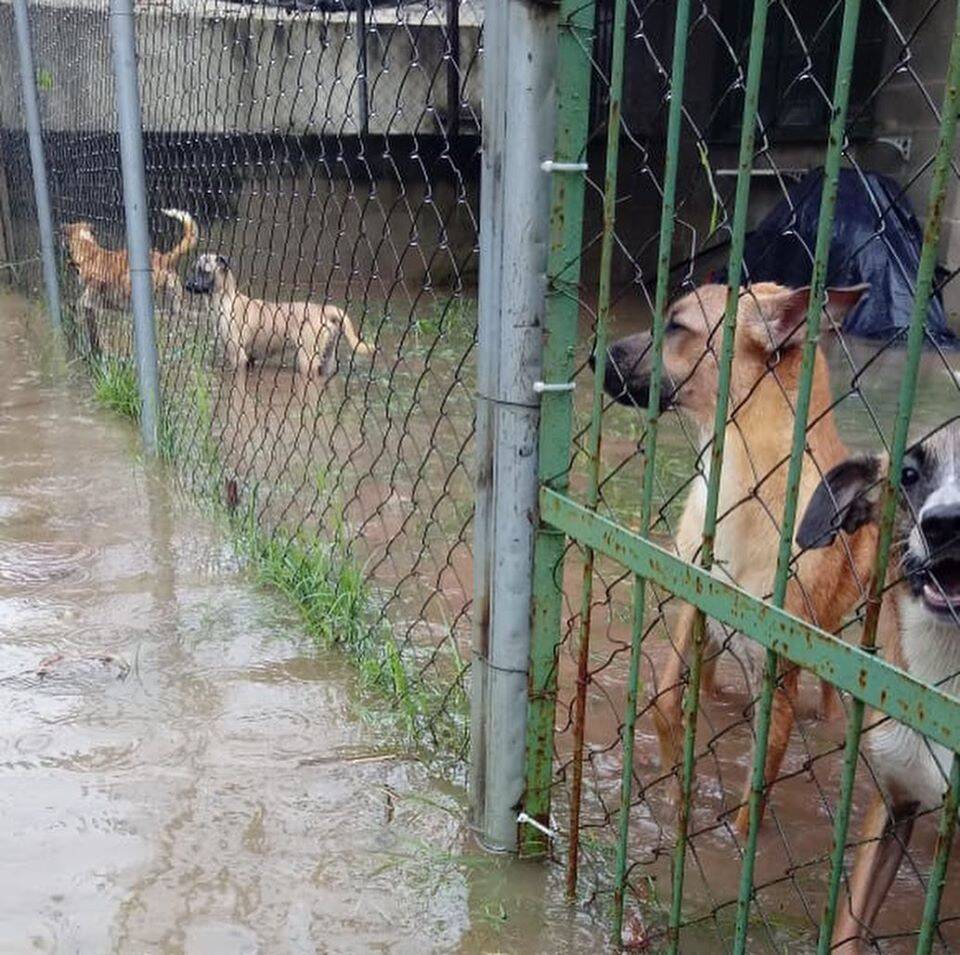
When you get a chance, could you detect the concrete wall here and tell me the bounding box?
[0,0,482,137]
[4,0,958,314]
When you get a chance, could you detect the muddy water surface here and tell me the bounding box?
[0,294,603,954]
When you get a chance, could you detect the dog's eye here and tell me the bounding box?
[901,464,920,487]
[664,319,682,334]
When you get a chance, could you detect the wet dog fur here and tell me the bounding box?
[184,253,372,377]
[63,209,198,354]
[596,281,876,836]
[798,420,960,951]
[63,208,197,311]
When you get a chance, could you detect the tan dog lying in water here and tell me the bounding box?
[185,253,372,377]
[595,282,877,836]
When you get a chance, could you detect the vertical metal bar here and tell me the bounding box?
[647,0,771,946]
[916,756,960,955]
[566,555,594,897]
[446,0,460,139]
[565,0,628,899]
[816,697,868,953]
[613,0,731,939]
[11,0,62,331]
[356,0,369,136]
[521,0,595,859]
[732,2,862,948]
[0,160,16,283]
[819,4,960,947]
[606,0,690,945]
[734,0,860,955]
[109,0,159,453]
[469,0,559,854]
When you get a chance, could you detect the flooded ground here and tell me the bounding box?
[57,279,960,951]
[0,293,609,954]
[545,308,960,951]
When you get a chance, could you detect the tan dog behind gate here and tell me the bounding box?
[185,253,372,377]
[596,282,877,836]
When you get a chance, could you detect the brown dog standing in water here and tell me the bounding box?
[63,208,197,311]
[596,282,877,835]
[185,253,372,377]
[63,209,198,355]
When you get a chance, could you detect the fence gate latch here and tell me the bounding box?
[540,160,588,174]
[533,380,576,395]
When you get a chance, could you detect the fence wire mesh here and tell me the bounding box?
[5,0,960,950]
[534,0,960,951]
[0,0,482,760]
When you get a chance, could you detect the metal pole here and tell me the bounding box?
[11,0,62,330]
[109,0,159,453]
[356,0,369,136]
[0,160,14,282]
[446,0,460,138]
[469,0,558,852]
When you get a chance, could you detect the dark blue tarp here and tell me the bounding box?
[718,168,954,346]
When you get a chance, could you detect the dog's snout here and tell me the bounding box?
[921,503,960,554]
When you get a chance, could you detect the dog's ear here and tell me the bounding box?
[743,283,869,353]
[797,453,886,550]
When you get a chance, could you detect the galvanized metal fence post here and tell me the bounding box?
[520,0,594,860]
[469,0,558,852]
[109,0,160,453]
[11,0,62,330]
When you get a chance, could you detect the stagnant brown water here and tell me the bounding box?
[0,294,607,954]
[7,278,960,952]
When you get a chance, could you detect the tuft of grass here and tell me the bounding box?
[91,357,140,420]
[232,505,468,755]
[52,297,471,762]
[414,295,476,343]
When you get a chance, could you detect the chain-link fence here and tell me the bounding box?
[521,0,960,951]
[0,0,482,759]
[6,0,960,950]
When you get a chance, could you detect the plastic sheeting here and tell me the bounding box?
[719,168,955,345]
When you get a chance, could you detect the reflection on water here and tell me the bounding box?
[0,294,607,955]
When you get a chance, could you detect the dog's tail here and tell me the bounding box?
[159,208,199,266]
[341,313,373,356]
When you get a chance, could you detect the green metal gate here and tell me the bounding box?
[522,0,960,949]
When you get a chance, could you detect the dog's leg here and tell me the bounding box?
[80,287,101,360]
[309,327,335,378]
[833,793,918,952]
[818,678,843,721]
[652,601,697,774]
[701,652,720,698]
[224,338,250,373]
[295,346,315,378]
[321,334,337,377]
[734,663,800,837]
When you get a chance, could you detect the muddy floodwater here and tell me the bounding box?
[0,294,605,954]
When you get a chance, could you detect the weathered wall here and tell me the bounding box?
[0,0,482,137]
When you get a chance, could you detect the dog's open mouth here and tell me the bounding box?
[922,557,960,616]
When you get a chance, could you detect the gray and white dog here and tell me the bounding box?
[798,418,960,951]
